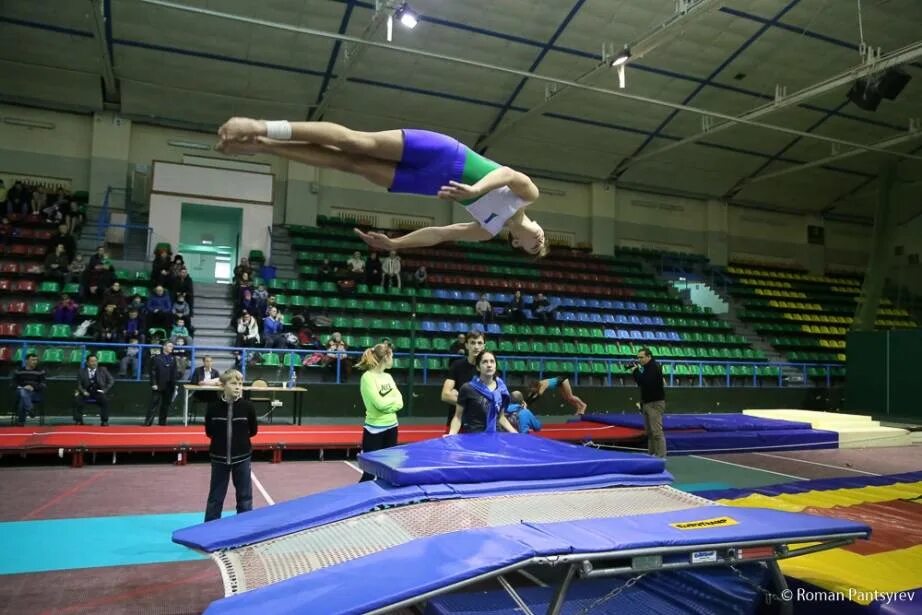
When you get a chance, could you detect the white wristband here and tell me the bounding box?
[265,120,292,140]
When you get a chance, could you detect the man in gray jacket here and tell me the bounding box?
[73,354,114,425]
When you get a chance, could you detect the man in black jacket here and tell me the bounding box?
[146,341,179,426]
[630,347,667,458]
[73,354,114,425]
[13,353,46,425]
[204,369,258,522]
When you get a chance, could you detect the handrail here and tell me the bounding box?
[0,338,843,388]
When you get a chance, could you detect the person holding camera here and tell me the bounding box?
[629,348,666,458]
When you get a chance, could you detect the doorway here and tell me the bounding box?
[178,203,242,284]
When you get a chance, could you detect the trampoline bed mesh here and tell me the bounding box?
[214,485,711,595]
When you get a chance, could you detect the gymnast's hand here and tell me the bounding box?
[218,117,265,141]
[354,228,395,250]
[437,181,480,201]
[215,137,268,155]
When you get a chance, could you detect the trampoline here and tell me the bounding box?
[173,434,870,615]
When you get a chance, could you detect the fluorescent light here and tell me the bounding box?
[395,3,418,29]
[3,117,55,130]
[167,139,211,150]
[610,47,631,67]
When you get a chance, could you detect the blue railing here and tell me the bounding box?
[0,338,843,388]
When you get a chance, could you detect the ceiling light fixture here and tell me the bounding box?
[610,47,630,67]
[3,117,55,130]
[395,3,419,29]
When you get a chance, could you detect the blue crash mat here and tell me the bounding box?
[202,505,869,615]
[665,428,838,454]
[175,470,673,552]
[357,433,665,486]
[583,413,812,432]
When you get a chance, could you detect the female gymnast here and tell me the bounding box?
[526,374,588,415]
[216,118,547,256]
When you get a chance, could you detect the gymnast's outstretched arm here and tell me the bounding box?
[437,166,539,202]
[355,222,491,251]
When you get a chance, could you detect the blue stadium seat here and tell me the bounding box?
[421,321,436,332]
[603,329,617,339]
[612,301,625,310]
[486,323,502,335]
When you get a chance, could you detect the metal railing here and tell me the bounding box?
[0,338,844,389]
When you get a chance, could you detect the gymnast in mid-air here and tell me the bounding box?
[216,118,548,256]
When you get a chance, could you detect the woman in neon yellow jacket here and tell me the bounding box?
[356,342,404,482]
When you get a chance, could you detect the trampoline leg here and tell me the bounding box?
[766,561,792,615]
[497,575,535,615]
[546,563,577,615]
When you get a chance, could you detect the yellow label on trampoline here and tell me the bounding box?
[671,517,739,530]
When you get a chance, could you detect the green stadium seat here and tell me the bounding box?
[41,348,64,363]
[80,304,99,317]
[23,323,47,337]
[38,281,60,294]
[66,349,86,364]
[94,350,117,365]
[30,302,52,316]
[50,324,71,338]
[283,353,302,368]
[260,353,281,367]
[130,286,149,298]
[63,283,81,295]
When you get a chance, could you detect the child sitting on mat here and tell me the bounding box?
[505,391,542,434]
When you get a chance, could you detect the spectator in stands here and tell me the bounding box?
[365,252,382,285]
[347,251,365,277]
[170,254,186,280]
[146,285,173,331]
[123,307,144,343]
[355,342,403,482]
[28,187,44,216]
[237,288,258,322]
[170,317,192,346]
[505,391,542,434]
[318,258,333,282]
[13,353,46,426]
[262,306,286,349]
[448,351,517,435]
[126,294,146,317]
[53,293,79,326]
[263,294,278,318]
[73,354,114,426]
[533,293,555,323]
[475,293,493,324]
[55,224,77,262]
[441,329,485,430]
[203,368,258,523]
[84,252,115,302]
[88,245,107,270]
[119,335,141,377]
[5,181,25,215]
[97,303,122,342]
[630,347,666,458]
[413,265,427,287]
[526,375,587,415]
[504,290,524,322]
[449,333,466,355]
[67,254,85,283]
[102,281,127,312]
[251,283,267,315]
[172,291,192,332]
[152,250,172,288]
[44,243,70,283]
[171,267,194,309]
[381,250,402,289]
[233,257,252,284]
[235,311,260,349]
[146,341,179,426]
[65,200,84,234]
[324,332,352,381]
[235,271,252,299]
[0,180,6,208]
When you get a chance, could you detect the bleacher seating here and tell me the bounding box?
[727,263,916,366]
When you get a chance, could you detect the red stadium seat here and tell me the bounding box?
[4,302,28,314]
[34,230,53,241]
[0,279,10,292]
[0,346,11,362]
[28,245,48,257]
[12,280,36,293]
[9,244,29,256]
[0,322,20,337]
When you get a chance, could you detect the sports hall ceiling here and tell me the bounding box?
[1,0,921,222]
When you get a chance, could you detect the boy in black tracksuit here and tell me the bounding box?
[204,369,258,522]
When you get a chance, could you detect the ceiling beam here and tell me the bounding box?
[87,0,118,103]
[741,128,922,186]
[613,40,922,174]
[475,0,723,152]
[141,0,922,163]
[311,2,391,121]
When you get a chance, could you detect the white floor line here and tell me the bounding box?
[251,470,275,505]
[343,460,363,474]
[690,455,806,480]
[752,452,881,476]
